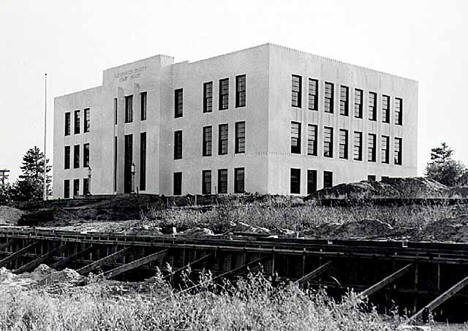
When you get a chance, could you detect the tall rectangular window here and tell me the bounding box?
[291,122,301,154]
[174,88,183,118]
[381,135,390,164]
[174,130,182,160]
[114,136,117,192]
[125,95,133,123]
[141,92,147,121]
[123,134,133,194]
[83,143,89,168]
[234,168,245,193]
[394,137,402,165]
[219,78,229,110]
[202,126,212,156]
[218,124,228,155]
[353,131,363,161]
[291,75,302,108]
[290,168,301,194]
[203,82,213,113]
[308,78,318,110]
[339,129,348,159]
[368,133,376,162]
[235,121,245,153]
[65,112,71,136]
[324,171,333,188]
[83,178,89,195]
[202,170,211,195]
[74,110,80,134]
[307,124,318,156]
[307,170,317,194]
[368,92,377,121]
[64,180,70,199]
[64,146,70,169]
[382,95,390,123]
[324,82,334,113]
[140,132,146,190]
[114,98,118,125]
[218,169,228,194]
[236,75,246,107]
[73,179,80,197]
[339,86,349,116]
[173,172,182,195]
[395,98,403,125]
[323,126,333,158]
[84,108,90,133]
[354,89,363,118]
[73,145,80,168]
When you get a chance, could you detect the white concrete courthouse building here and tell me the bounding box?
[53,44,418,198]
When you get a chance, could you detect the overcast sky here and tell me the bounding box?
[0,0,467,182]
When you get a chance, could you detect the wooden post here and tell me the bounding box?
[359,263,413,298]
[104,249,169,279]
[294,261,332,287]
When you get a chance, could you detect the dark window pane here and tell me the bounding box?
[140,132,146,190]
[324,171,333,188]
[235,121,245,153]
[203,82,213,113]
[236,75,246,107]
[74,110,80,134]
[218,169,228,194]
[218,124,228,155]
[291,75,302,107]
[323,127,333,157]
[219,79,229,110]
[339,86,349,116]
[324,82,334,113]
[308,79,318,110]
[307,170,317,194]
[141,92,147,121]
[291,122,301,154]
[173,172,182,195]
[234,168,245,193]
[174,131,182,159]
[290,168,300,194]
[174,89,183,118]
[202,126,212,156]
[125,95,133,123]
[202,170,211,194]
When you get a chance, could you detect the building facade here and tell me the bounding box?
[53,44,418,198]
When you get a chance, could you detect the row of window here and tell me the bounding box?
[63,178,89,198]
[290,169,333,195]
[291,75,403,125]
[174,122,246,159]
[290,122,402,165]
[173,168,245,195]
[64,144,89,169]
[119,92,147,124]
[64,108,90,136]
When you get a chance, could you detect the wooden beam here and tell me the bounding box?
[410,274,468,321]
[294,261,332,286]
[360,263,413,298]
[0,240,13,250]
[0,241,39,268]
[77,247,130,275]
[14,244,67,274]
[50,245,94,270]
[164,253,212,280]
[103,249,169,279]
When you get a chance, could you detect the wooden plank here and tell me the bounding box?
[294,261,332,286]
[164,253,212,280]
[14,244,67,274]
[103,249,169,279]
[50,245,94,269]
[359,263,413,298]
[0,241,39,268]
[77,247,130,275]
[410,274,468,321]
[0,240,13,250]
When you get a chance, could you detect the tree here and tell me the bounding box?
[425,142,467,187]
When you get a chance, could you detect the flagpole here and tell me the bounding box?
[43,73,47,201]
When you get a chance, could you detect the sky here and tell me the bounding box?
[0,0,467,182]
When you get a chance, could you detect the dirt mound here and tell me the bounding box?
[0,206,25,225]
[38,268,83,285]
[231,221,271,234]
[421,215,468,242]
[178,227,214,237]
[304,219,394,239]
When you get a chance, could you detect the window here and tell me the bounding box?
[64,146,70,169]
[291,122,301,154]
[234,168,245,193]
[290,168,301,194]
[203,82,213,113]
[339,129,348,159]
[236,75,246,107]
[125,95,133,123]
[291,75,302,107]
[218,124,228,155]
[218,169,228,193]
[395,98,403,125]
[84,108,90,133]
[83,143,89,168]
[140,132,146,190]
[73,145,80,168]
[368,133,376,162]
[64,180,70,199]
[307,170,317,194]
[114,137,117,192]
[307,124,318,156]
[323,126,333,158]
[394,137,402,165]
[174,89,183,118]
[219,78,229,110]
[368,92,377,121]
[339,86,349,116]
[235,121,245,153]
[354,89,363,118]
[74,110,80,134]
[368,175,376,181]
[324,82,334,113]
[141,92,147,121]
[73,179,80,197]
[174,130,182,159]
[83,178,89,195]
[353,131,363,161]
[114,98,118,125]
[324,171,333,188]
[382,95,390,123]
[202,126,212,156]
[202,170,211,195]
[173,172,182,195]
[381,135,390,163]
[65,112,71,136]
[308,78,318,110]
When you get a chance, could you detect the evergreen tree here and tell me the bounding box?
[425,142,467,187]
